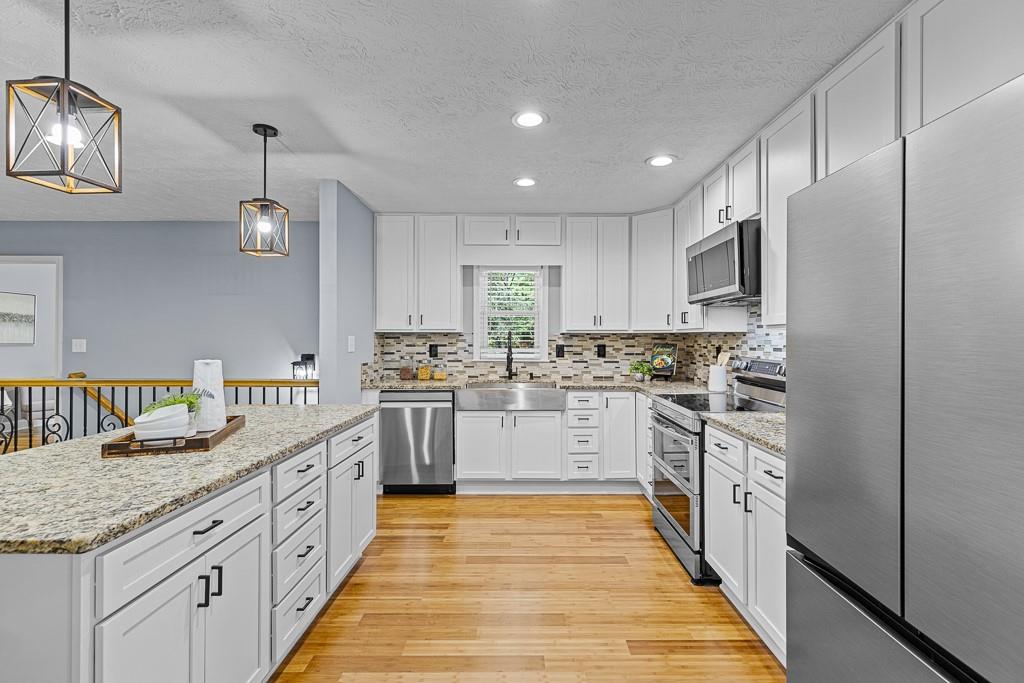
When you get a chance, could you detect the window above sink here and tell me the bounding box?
[473,266,548,362]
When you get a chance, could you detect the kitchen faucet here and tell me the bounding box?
[505,330,518,380]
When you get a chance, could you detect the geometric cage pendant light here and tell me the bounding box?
[5,0,122,193]
[239,123,289,256]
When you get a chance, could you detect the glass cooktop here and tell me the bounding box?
[659,392,736,413]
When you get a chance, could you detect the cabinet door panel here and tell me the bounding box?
[630,209,674,331]
[204,518,272,683]
[327,459,357,591]
[702,166,728,236]
[761,95,814,326]
[673,189,704,330]
[597,217,630,330]
[464,216,511,245]
[514,216,561,245]
[509,411,562,479]
[705,457,747,601]
[728,139,760,221]
[747,485,787,652]
[455,412,506,479]
[354,446,377,552]
[416,215,459,330]
[904,0,1024,131]
[95,557,205,683]
[602,393,636,479]
[375,215,415,330]
[563,217,599,331]
[816,24,898,179]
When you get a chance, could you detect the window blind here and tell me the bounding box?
[476,268,545,359]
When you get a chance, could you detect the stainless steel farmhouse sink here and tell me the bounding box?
[456,382,566,411]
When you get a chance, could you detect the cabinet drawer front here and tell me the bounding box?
[747,445,786,499]
[567,429,600,453]
[273,442,327,503]
[566,410,600,427]
[567,455,600,479]
[96,473,270,619]
[567,393,599,409]
[273,511,327,604]
[272,559,327,663]
[705,426,745,472]
[273,476,326,546]
[328,419,375,469]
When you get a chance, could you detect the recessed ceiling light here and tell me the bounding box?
[513,177,536,187]
[512,111,548,128]
[645,154,677,167]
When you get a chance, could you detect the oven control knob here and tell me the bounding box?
[777,364,786,377]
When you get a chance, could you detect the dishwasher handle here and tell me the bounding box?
[380,402,454,410]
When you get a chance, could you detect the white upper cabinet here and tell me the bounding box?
[727,138,760,221]
[463,215,511,245]
[375,214,459,332]
[673,189,704,331]
[903,0,1024,132]
[630,209,674,331]
[374,215,415,330]
[416,215,459,330]
[514,216,562,246]
[760,95,815,327]
[816,23,899,179]
[563,216,629,331]
[702,165,729,236]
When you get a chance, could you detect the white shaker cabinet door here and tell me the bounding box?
[563,217,599,331]
[596,216,630,330]
[514,216,561,246]
[760,94,814,326]
[704,456,748,602]
[702,165,728,236]
[204,517,272,683]
[354,444,377,552]
[673,188,704,331]
[509,411,563,479]
[327,457,357,591]
[416,215,459,331]
[455,411,507,479]
[374,215,415,330]
[463,215,511,245]
[747,484,787,655]
[601,392,636,479]
[727,138,760,222]
[630,209,674,331]
[95,556,206,683]
[815,23,899,179]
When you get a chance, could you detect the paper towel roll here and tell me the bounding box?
[192,359,227,432]
[708,365,728,393]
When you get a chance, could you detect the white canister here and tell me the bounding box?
[192,359,227,432]
[708,365,728,393]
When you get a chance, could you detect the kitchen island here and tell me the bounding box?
[0,403,378,683]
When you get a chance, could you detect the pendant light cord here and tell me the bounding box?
[64,0,70,81]
[263,131,268,198]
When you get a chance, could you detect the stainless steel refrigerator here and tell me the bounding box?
[787,73,1024,682]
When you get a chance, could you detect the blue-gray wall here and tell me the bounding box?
[0,221,318,378]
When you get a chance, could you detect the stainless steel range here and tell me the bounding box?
[650,358,785,583]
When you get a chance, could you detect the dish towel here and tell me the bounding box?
[192,359,227,432]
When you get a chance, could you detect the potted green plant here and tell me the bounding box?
[629,360,654,382]
[142,391,203,437]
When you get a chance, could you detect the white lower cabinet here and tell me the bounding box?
[704,438,787,662]
[327,458,356,590]
[457,410,562,480]
[455,411,507,479]
[509,411,563,479]
[354,444,378,551]
[601,392,637,479]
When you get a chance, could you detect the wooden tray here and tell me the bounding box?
[101,415,246,458]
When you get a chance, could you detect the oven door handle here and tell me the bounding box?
[651,416,695,443]
[652,457,697,497]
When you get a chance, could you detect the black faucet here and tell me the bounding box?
[505,330,518,380]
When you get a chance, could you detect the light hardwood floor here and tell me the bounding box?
[270,494,785,682]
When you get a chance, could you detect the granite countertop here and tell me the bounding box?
[363,378,709,397]
[703,412,786,456]
[0,404,378,555]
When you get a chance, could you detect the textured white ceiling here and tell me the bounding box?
[0,0,908,221]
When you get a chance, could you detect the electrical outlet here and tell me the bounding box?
[71,338,87,353]
[428,344,439,358]
[596,344,607,358]
[555,344,565,358]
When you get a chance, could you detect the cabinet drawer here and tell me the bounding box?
[567,429,600,454]
[272,510,327,604]
[747,445,786,499]
[273,442,327,504]
[273,476,326,545]
[272,559,327,663]
[567,455,600,479]
[567,393,599,409]
[96,473,270,619]
[566,410,600,428]
[328,419,374,469]
[705,426,745,472]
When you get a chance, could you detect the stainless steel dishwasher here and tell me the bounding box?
[379,391,455,494]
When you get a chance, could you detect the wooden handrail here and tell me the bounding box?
[0,378,319,388]
[67,372,134,426]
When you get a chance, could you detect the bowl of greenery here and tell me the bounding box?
[629,360,654,382]
[141,391,203,437]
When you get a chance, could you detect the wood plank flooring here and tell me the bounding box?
[270,494,785,682]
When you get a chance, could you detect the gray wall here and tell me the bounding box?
[318,180,374,403]
[0,221,318,378]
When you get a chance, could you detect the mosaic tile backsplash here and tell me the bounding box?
[363,303,785,386]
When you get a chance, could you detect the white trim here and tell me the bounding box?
[455,480,642,495]
[0,255,63,377]
[473,266,548,362]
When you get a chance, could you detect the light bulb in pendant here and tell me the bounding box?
[256,217,273,234]
[44,117,85,149]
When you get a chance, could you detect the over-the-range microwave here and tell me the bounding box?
[686,219,761,305]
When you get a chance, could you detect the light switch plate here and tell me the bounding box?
[71,338,87,353]
[347,336,356,352]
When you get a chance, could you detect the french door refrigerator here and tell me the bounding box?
[787,73,1024,683]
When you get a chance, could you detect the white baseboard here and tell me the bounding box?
[455,480,644,495]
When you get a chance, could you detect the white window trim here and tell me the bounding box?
[473,266,548,362]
